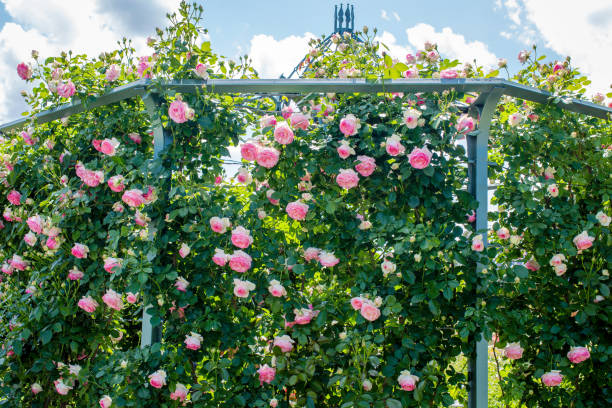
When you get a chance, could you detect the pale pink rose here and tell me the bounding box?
[240,141,260,161]
[260,114,277,128]
[337,140,355,159]
[290,113,310,130]
[122,189,145,207]
[362,379,372,391]
[24,232,37,246]
[472,235,484,252]
[212,248,229,266]
[525,258,540,271]
[102,289,123,311]
[78,296,99,313]
[319,251,339,267]
[178,243,190,258]
[286,201,309,220]
[397,370,419,391]
[149,370,167,389]
[126,292,138,304]
[541,370,563,387]
[274,121,295,145]
[54,379,73,395]
[184,332,203,350]
[496,227,510,240]
[175,277,190,292]
[566,347,590,364]
[68,267,84,280]
[403,68,419,79]
[360,300,381,321]
[593,93,605,103]
[596,211,610,227]
[504,343,523,360]
[134,210,149,227]
[31,383,43,395]
[294,306,318,324]
[270,398,279,407]
[549,254,566,267]
[355,155,376,177]
[1,263,13,275]
[554,263,567,276]
[273,335,294,352]
[128,133,142,144]
[105,64,120,82]
[99,395,112,408]
[440,69,458,79]
[170,383,189,401]
[508,112,523,127]
[350,297,363,310]
[385,135,405,156]
[100,138,120,156]
[229,250,252,273]
[168,99,189,124]
[104,258,122,274]
[9,255,28,272]
[403,108,422,129]
[112,202,124,212]
[210,216,231,234]
[7,190,21,205]
[257,364,276,385]
[236,168,252,184]
[518,50,529,63]
[27,215,44,233]
[406,53,416,64]
[57,80,76,98]
[266,190,280,205]
[573,231,594,251]
[408,147,432,169]
[256,147,280,169]
[456,114,476,133]
[543,167,555,180]
[381,260,396,276]
[194,62,209,79]
[268,280,286,297]
[233,278,256,298]
[303,247,320,262]
[71,243,89,259]
[547,184,559,197]
[339,114,360,136]
[17,62,32,80]
[108,175,126,192]
[336,169,359,189]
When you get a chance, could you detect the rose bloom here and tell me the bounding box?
[126,292,138,304]
[31,383,43,395]
[236,168,252,184]
[54,379,73,395]
[71,243,89,259]
[456,114,476,133]
[178,243,190,258]
[231,226,253,249]
[496,227,510,240]
[319,251,339,267]
[24,232,37,246]
[554,263,567,276]
[573,231,594,251]
[404,68,419,78]
[303,247,320,262]
[355,155,376,177]
[274,335,295,352]
[339,114,360,136]
[175,277,190,292]
[290,112,310,130]
[466,211,476,223]
[240,141,260,161]
[128,132,142,144]
[350,297,363,310]
[210,216,231,234]
[273,121,295,145]
[360,300,381,321]
[27,215,44,233]
[281,100,298,119]
[99,395,112,408]
[266,189,280,205]
[233,278,256,298]
[543,166,555,180]
[286,201,309,221]
[185,332,203,350]
[336,169,359,189]
[17,62,33,80]
[7,190,21,205]
[108,175,125,192]
[149,370,167,389]
[57,80,76,98]
[397,370,419,391]
[112,202,124,212]
[525,257,540,271]
[337,140,355,159]
[168,99,189,124]
[195,62,209,79]
[78,296,98,313]
[508,112,523,127]
[362,379,372,391]
[100,138,120,156]
[257,364,276,385]
[541,370,563,387]
[102,289,123,311]
[547,184,559,197]
[471,235,484,252]
[122,189,145,207]
[381,260,396,276]
[256,147,280,169]
[105,64,120,82]
[212,248,229,266]
[170,383,189,401]
[104,257,122,274]
[294,306,318,324]
[440,69,458,79]
[2,263,13,275]
[403,108,422,129]
[596,211,610,227]
[270,398,278,408]
[260,114,277,128]
[567,347,590,364]
[68,267,84,281]
[229,250,252,273]
[268,280,287,297]
[549,254,566,267]
[408,147,432,169]
[504,343,524,360]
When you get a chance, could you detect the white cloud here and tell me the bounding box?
[375,31,413,61]
[503,0,522,25]
[392,11,400,22]
[500,31,512,39]
[248,33,315,78]
[381,9,389,21]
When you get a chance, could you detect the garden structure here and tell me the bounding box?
[0,3,610,407]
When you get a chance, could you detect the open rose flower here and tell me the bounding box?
[408,147,432,169]
[108,175,126,192]
[178,243,190,258]
[385,134,405,156]
[508,112,523,127]
[596,211,610,227]
[290,112,310,130]
[549,254,566,267]
[170,383,188,401]
[184,332,203,350]
[256,147,280,169]
[336,169,359,189]
[525,257,540,271]
[355,155,376,177]
[268,280,287,297]
[27,215,44,233]
[99,395,112,408]
[541,370,563,387]
[236,168,252,184]
[456,114,476,133]
[149,370,167,389]
[175,277,189,292]
[57,80,76,98]
[78,296,98,313]
[212,248,229,266]
[7,190,21,205]
[68,267,84,281]
[337,140,355,159]
[403,108,422,129]
[547,184,559,197]
[210,216,231,234]
[496,227,510,240]
[194,62,209,79]
[360,299,381,321]
[103,257,122,274]
[17,62,33,80]
[471,235,484,252]
[233,278,256,298]
[229,250,252,273]
[573,231,594,251]
[504,342,523,360]
[231,226,253,248]
[273,121,294,145]
[286,201,308,221]
[99,138,120,156]
[24,232,37,247]
[168,99,192,124]
[54,379,73,395]
[257,364,275,385]
[126,292,138,304]
[303,247,320,262]
[240,141,260,161]
[102,289,123,311]
[381,260,396,276]
[273,335,294,352]
[567,347,590,364]
[260,114,277,128]
[339,114,360,136]
[122,189,145,207]
[71,243,89,259]
[397,370,419,391]
[319,251,339,267]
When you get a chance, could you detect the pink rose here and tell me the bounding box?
[518,50,529,63]
[339,114,360,136]
[102,289,123,311]
[541,370,563,387]
[100,138,120,156]
[170,383,189,401]
[168,99,189,124]
[504,343,523,360]
[281,101,298,119]
[46,236,60,250]
[260,114,277,128]
[122,189,145,207]
[108,175,126,192]
[24,232,36,246]
[337,140,355,159]
[496,227,510,240]
[554,263,567,276]
[408,147,432,169]
[105,64,120,82]
[397,371,419,391]
[273,335,294,352]
[268,280,286,297]
[7,190,21,205]
[286,201,309,221]
[78,296,99,313]
[17,62,33,80]
[126,292,138,304]
[212,249,229,266]
[303,247,320,262]
[360,300,381,321]
[289,113,310,130]
[573,231,594,250]
[525,257,540,271]
[54,379,73,395]
[385,135,405,156]
[567,347,590,364]
[355,156,376,177]
[68,267,84,281]
[194,62,209,79]
[178,243,190,258]
[381,260,396,276]
[456,114,476,133]
[403,108,422,129]
[138,56,152,78]
[508,112,523,127]
[240,141,260,161]
[57,80,76,98]
[257,364,276,385]
[229,250,252,273]
[71,243,89,259]
[350,297,363,310]
[233,278,256,298]
[236,168,252,184]
[274,122,294,145]
[175,277,189,292]
[336,169,359,189]
[184,332,203,350]
[472,235,484,252]
[294,306,318,325]
[21,130,36,145]
[319,251,339,267]
[27,215,44,233]
[549,254,566,267]
[231,226,253,248]
[266,189,280,205]
[210,216,230,234]
[31,383,43,395]
[149,370,167,389]
[440,69,458,79]
[404,69,419,79]
[104,258,122,274]
[547,184,559,197]
[99,395,112,408]
[256,147,280,169]
[128,133,142,144]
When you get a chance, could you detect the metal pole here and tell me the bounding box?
[467,87,503,408]
[140,92,172,348]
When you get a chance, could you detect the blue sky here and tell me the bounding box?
[0,0,610,122]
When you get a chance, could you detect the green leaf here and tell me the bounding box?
[41,330,52,345]
[386,398,402,408]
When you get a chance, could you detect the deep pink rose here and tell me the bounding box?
[71,243,89,259]
[17,62,32,80]
[408,147,432,169]
[100,138,120,156]
[231,226,253,248]
[339,114,360,136]
[7,190,21,205]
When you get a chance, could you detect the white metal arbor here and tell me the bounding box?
[0,77,610,408]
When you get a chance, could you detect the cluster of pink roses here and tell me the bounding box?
[303,247,339,268]
[350,296,382,322]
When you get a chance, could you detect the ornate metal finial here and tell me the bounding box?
[334,3,354,34]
